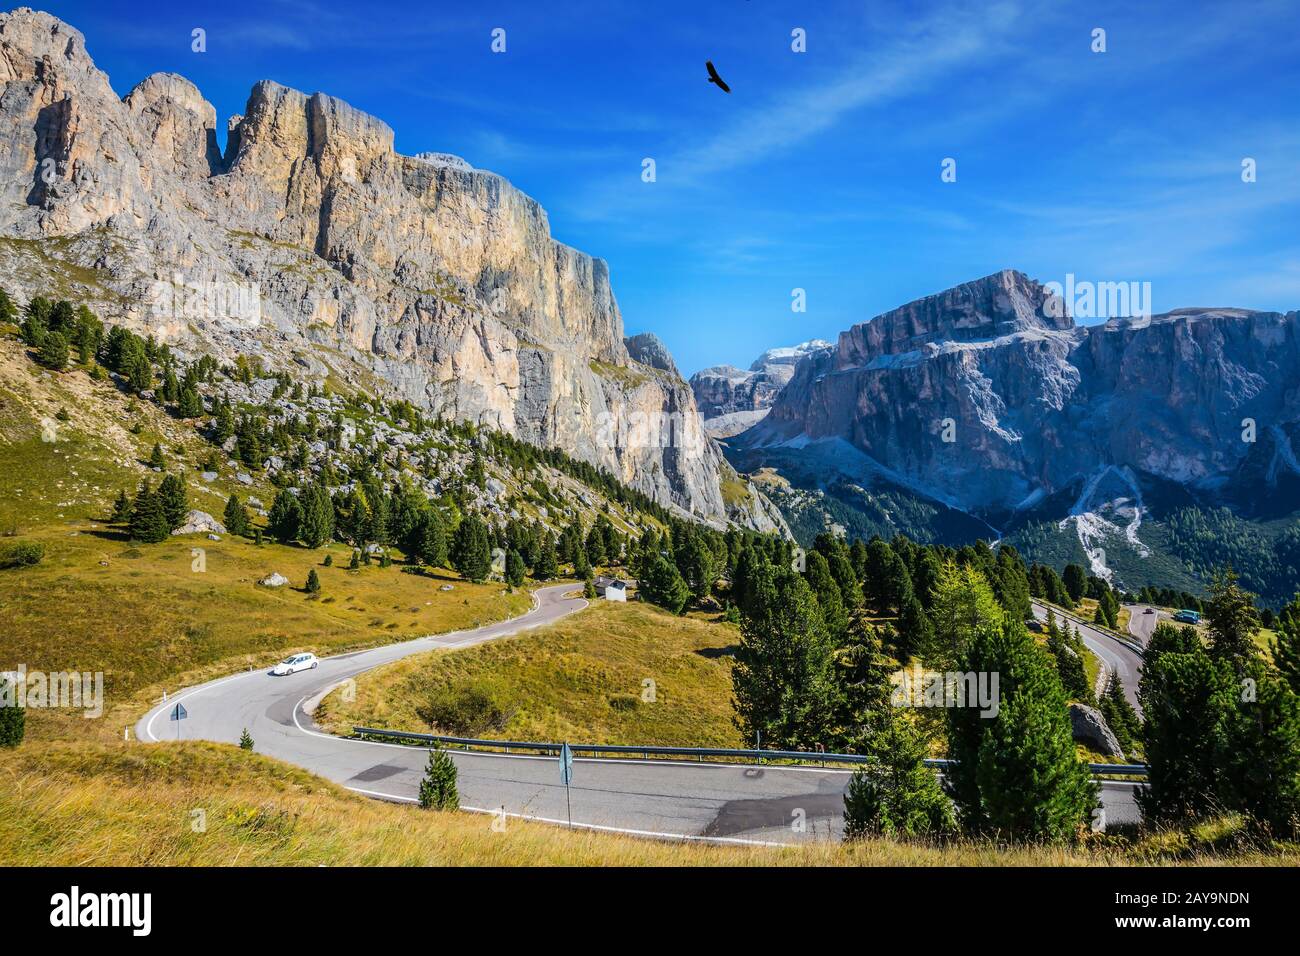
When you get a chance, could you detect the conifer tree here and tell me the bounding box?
[944,568,1096,841]
[833,605,895,750]
[640,554,690,615]
[305,568,321,594]
[1271,594,1300,695]
[37,331,69,370]
[157,472,188,530]
[843,708,955,840]
[451,514,492,582]
[111,488,132,523]
[1137,642,1236,825]
[417,744,459,810]
[506,549,526,588]
[299,483,334,549]
[267,489,302,544]
[1205,567,1261,673]
[732,570,839,750]
[1098,672,1140,754]
[223,494,249,537]
[1220,666,1300,839]
[147,443,165,469]
[239,728,254,751]
[128,481,170,543]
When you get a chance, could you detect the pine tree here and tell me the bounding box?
[1098,672,1140,754]
[843,709,955,840]
[157,472,188,530]
[223,494,249,537]
[927,560,1004,671]
[894,593,932,663]
[640,554,690,615]
[1137,642,1236,825]
[177,385,204,418]
[833,605,895,750]
[945,582,1097,841]
[147,443,165,469]
[305,568,321,594]
[128,481,170,543]
[732,570,840,750]
[111,488,132,523]
[1220,667,1300,839]
[37,331,69,370]
[506,549,526,588]
[1271,594,1300,695]
[533,535,559,581]
[239,728,254,751]
[348,549,360,570]
[267,489,302,544]
[1205,567,1261,673]
[299,483,334,549]
[417,745,460,810]
[1063,563,1088,604]
[1047,621,1092,703]
[451,514,492,582]
[804,550,848,640]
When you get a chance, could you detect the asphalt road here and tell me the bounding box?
[1031,601,1144,715]
[1125,604,1163,646]
[136,585,1141,842]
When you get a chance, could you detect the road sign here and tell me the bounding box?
[170,702,188,740]
[559,742,574,828]
[559,742,573,785]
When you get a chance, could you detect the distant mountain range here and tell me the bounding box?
[711,270,1300,605]
[689,340,831,437]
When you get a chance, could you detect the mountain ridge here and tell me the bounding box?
[0,7,781,532]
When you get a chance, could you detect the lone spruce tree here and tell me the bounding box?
[418,744,459,810]
[843,708,955,841]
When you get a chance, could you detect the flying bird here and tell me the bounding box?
[705,60,731,93]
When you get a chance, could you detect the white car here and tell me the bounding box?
[272,653,318,676]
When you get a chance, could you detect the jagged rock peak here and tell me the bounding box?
[624,332,680,378]
[838,269,1073,366]
[750,339,832,372]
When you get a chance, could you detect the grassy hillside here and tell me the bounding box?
[0,337,530,742]
[318,600,745,748]
[4,742,1292,866]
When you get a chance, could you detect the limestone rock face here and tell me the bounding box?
[739,270,1300,521]
[0,8,749,527]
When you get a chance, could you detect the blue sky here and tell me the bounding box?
[39,0,1300,375]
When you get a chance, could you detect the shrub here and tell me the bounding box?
[0,541,45,569]
[417,744,459,810]
[0,680,24,747]
[416,679,510,736]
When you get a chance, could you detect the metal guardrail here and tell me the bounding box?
[352,726,1148,777]
[1032,600,1147,656]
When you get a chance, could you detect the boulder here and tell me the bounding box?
[257,572,289,588]
[170,510,227,536]
[1068,702,1125,759]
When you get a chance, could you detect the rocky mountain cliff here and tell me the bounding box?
[0,7,778,531]
[690,339,830,437]
[729,269,1300,596]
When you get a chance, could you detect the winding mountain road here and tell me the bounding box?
[1031,601,1144,714]
[136,585,1141,843]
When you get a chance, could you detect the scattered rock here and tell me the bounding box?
[170,510,227,536]
[1068,702,1125,759]
[258,572,289,588]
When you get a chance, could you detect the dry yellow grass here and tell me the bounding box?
[318,600,745,747]
[3,742,1294,866]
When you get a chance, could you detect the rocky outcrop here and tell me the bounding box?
[0,8,752,528]
[170,510,226,536]
[690,340,830,419]
[1068,702,1125,759]
[738,270,1300,525]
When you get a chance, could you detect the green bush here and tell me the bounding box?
[0,541,44,569]
[416,679,510,736]
[0,680,24,747]
[418,744,459,810]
